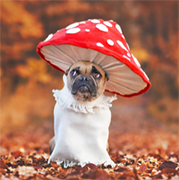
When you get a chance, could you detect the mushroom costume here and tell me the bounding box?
[37,19,151,97]
[37,19,151,167]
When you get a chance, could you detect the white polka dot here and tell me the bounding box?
[123,55,131,61]
[103,21,112,27]
[132,54,141,67]
[96,24,108,32]
[85,29,90,32]
[116,40,128,51]
[91,19,100,23]
[66,22,79,29]
[79,21,86,24]
[44,34,53,42]
[66,28,81,34]
[107,39,114,46]
[116,24,122,34]
[127,53,131,57]
[121,35,125,39]
[96,42,104,47]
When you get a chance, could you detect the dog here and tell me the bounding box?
[48,61,117,168]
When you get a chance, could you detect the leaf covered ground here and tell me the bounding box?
[0,119,178,180]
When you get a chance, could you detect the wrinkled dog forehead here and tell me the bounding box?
[67,61,100,75]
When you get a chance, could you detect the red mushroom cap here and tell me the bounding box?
[37,19,151,97]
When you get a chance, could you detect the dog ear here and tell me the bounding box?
[96,63,109,82]
[65,64,74,76]
[65,68,70,76]
[105,71,109,81]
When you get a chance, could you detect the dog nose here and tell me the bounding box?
[79,76,89,81]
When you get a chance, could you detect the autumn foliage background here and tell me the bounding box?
[0,0,178,154]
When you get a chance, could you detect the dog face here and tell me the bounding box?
[65,61,109,101]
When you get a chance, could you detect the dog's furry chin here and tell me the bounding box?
[53,75,115,111]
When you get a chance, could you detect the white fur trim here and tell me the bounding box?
[52,75,117,114]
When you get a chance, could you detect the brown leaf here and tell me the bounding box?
[162,168,178,177]
[11,150,23,159]
[83,163,98,170]
[82,168,111,180]
[66,164,97,179]
[0,168,6,175]
[151,172,163,179]
[34,165,43,170]
[159,161,178,170]
[0,160,8,169]
[139,163,147,172]
[114,167,129,173]
[152,168,178,179]
[116,171,136,180]
[65,169,82,179]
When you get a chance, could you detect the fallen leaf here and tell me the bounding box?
[11,150,23,159]
[139,163,147,172]
[159,161,178,170]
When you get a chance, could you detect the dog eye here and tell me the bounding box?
[92,72,101,79]
[71,70,79,77]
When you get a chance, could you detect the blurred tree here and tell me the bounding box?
[0,0,178,133]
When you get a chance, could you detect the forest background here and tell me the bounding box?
[0,1,178,149]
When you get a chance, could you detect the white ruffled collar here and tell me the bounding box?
[53,75,117,114]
